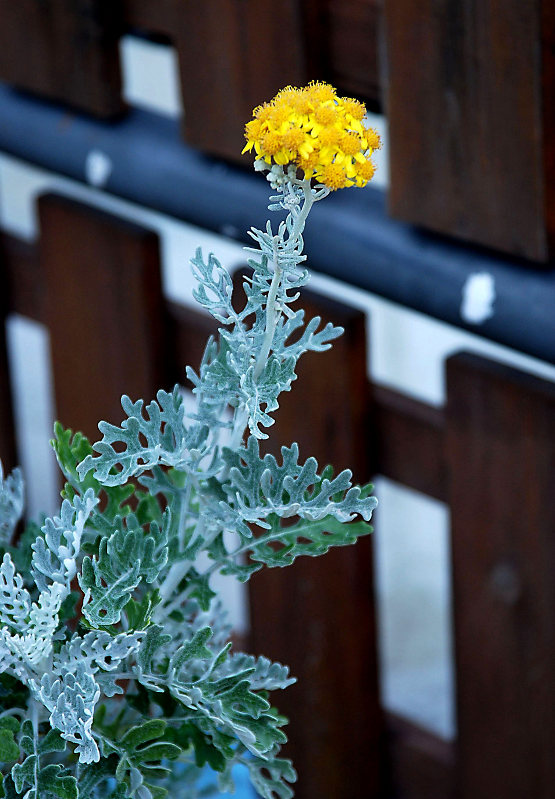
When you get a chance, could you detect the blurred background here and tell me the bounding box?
[0,3,555,798]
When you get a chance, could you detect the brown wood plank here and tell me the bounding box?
[384,1,553,261]
[164,300,217,387]
[371,385,446,502]
[172,2,307,161]
[0,248,18,472]
[446,352,555,798]
[0,0,125,117]
[247,284,385,798]
[123,0,177,36]
[38,194,166,443]
[541,0,555,257]
[0,234,44,324]
[325,0,383,106]
[385,712,455,799]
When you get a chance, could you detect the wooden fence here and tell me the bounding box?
[0,1,554,261]
[1,194,555,799]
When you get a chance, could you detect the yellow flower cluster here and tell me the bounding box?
[242,82,380,190]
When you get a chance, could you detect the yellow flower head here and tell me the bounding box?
[242,81,380,190]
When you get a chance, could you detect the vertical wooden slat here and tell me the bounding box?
[0,235,44,325]
[385,713,455,799]
[541,0,555,257]
[446,352,555,798]
[0,250,17,472]
[247,285,384,798]
[384,1,553,261]
[0,0,124,117]
[38,194,166,443]
[325,0,383,106]
[173,1,307,160]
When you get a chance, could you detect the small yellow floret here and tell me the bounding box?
[269,104,293,128]
[290,91,313,116]
[254,104,272,123]
[296,149,320,178]
[262,131,283,156]
[313,104,337,127]
[307,81,337,104]
[366,129,382,150]
[319,163,351,190]
[342,98,366,121]
[318,127,341,148]
[283,127,306,153]
[355,159,375,185]
[245,119,262,139]
[339,131,362,157]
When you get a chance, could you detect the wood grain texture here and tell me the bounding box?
[385,713,455,799]
[165,300,217,388]
[0,0,124,117]
[246,282,385,798]
[0,246,18,472]
[371,385,446,502]
[172,1,307,161]
[384,0,554,261]
[123,0,176,36]
[0,234,44,324]
[325,0,383,105]
[38,194,166,443]
[446,352,555,798]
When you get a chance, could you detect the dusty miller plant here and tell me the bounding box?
[0,83,379,798]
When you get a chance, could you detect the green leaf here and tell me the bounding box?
[19,720,66,758]
[185,568,216,612]
[170,723,226,771]
[213,513,371,581]
[168,627,213,677]
[38,766,77,799]
[78,512,169,627]
[108,719,181,796]
[137,625,172,673]
[52,423,134,519]
[248,514,372,568]
[38,729,66,755]
[0,773,20,799]
[0,720,19,762]
[222,437,377,527]
[11,755,35,793]
[77,759,115,798]
[0,466,24,548]
[58,590,81,626]
[125,590,162,631]
[76,388,204,486]
[246,755,297,799]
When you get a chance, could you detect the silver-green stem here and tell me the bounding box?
[252,257,281,382]
[31,698,40,795]
[230,180,315,451]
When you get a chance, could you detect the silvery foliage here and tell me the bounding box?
[0,167,376,799]
[0,464,24,547]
